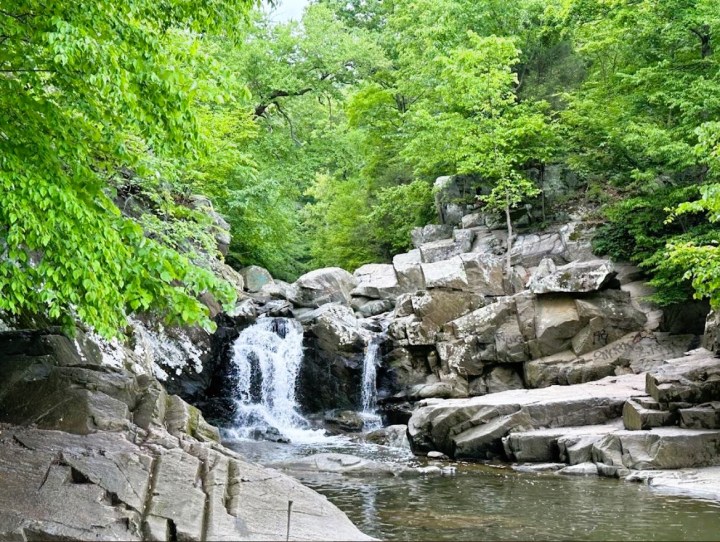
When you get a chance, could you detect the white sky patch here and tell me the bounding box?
[266,0,311,22]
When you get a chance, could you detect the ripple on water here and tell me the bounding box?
[225,439,720,541]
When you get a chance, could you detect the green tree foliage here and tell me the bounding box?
[0,0,254,336]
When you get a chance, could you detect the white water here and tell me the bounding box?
[360,337,382,430]
[228,317,328,443]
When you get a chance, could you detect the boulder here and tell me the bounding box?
[646,349,720,406]
[623,398,675,430]
[679,402,720,429]
[510,232,566,268]
[291,267,358,308]
[527,259,617,294]
[559,221,596,262]
[239,265,274,293]
[392,250,426,292]
[434,176,471,226]
[422,257,469,290]
[364,425,411,449]
[407,373,645,458]
[352,263,401,300]
[458,253,505,295]
[503,423,622,463]
[534,296,583,355]
[461,213,485,229]
[592,428,720,470]
[411,224,454,248]
[305,304,369,353]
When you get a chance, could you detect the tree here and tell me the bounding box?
[0,0,255,336]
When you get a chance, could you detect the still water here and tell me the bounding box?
[226,438,720,541]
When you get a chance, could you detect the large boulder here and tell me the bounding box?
[352,263,401,300]
[527,259,617,294]
[510,232,567,268]
[407,373,645,458]
[411,224,454,248]
[646,349,720,406]
[240,265,274,293]
[392,250,426,292]
[291,267,358,308]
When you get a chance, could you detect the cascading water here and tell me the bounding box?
[360,336,382,430]
[229,317,324,442]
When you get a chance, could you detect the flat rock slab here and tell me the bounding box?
[646,349,720,406]
[0,427,372,541]
[408,374,645,459]
[503,422,623,463]
[631,466,720,501]
[593,427,720,470]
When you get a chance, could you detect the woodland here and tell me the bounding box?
[1,0,719,337]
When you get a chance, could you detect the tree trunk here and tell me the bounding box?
[505,191,513,278]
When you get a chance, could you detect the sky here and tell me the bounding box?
[269,0,312,22]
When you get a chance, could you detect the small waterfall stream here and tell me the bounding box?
[360,336,382,430]
[229,317,324,442]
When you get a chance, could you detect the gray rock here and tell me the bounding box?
[239,265,274,292]
[408,373,645,458]
[679,402,720,429]
[527,259,617,295]
[291,267,358,308]
[364,425,410,449]
[393,251,426,292]
[623,398,674,430]
[461,213,485,229]
[352,263,401,300]
[411,224,454,248]
[510,232,566,268]
[503,423,622,463]
[324,410,366,432]
[419,238,466,263]
[305,304,370,352]
[427,451,450,460]
[592,427,720,470]
[558,462,599,476]
[357,299,394,318]
[422,257,469,290]
[484,366,525,393]
[273,453,402,476]
[434,176,471,226]
[458,253,506,295]
[646,349,720,406]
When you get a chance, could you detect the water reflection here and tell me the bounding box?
[226,439,720,541]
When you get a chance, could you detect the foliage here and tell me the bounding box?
[0,0,254,336]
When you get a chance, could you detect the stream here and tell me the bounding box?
[224,317,720,541]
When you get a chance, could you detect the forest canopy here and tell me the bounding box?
[1,0,719,336]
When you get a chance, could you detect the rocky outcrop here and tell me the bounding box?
[291,267,358,308]
[0,329,370,541]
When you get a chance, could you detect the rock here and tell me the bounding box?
[559,221,596,262]
[679,402,720,429]
[527,259,617,295]
[524,332,692,389]
[259,279,298,302]
[411,224,454,248]
[461,213,485,229]
[434,176,472,226]
[646,349,720,406]
[291,267,358,308]
[422,257,469,290]
[239,265,274,292]
[703,310,720,355]
[458,253,506,295]
[558,462,599,476]
[513,463,566,473]
[510,232,566,268]
[324,410,366,433]
[484,366,525,393]
[534,296,583,355]
[503,423,622,463]
[419,238,465,263]
[304,304,369,352]
[352,264,401,300]
[592,427,720,470]
[364,425,410,449]
[661,300,711,335]
[623,398,675,430]
[632,466,720,501]
[407,373,645,458]
[273,453,402,476]
[357,299,394,318]
[427,451,450,460]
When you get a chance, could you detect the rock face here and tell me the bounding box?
[239,265,274,292]
[0,329,370,541]
[291,267,358,308]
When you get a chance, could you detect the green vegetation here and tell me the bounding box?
[1,0,719,336]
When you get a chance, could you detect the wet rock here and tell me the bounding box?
[364,425,410,449]
[324,410,366,433]
[427,451,450,460]
[291,267,358,308]
[273,453,402,476]
[558,462,599,476]
[503,423,622,463]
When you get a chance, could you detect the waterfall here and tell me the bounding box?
[229,317,322,442]
[360,336,382,430]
